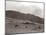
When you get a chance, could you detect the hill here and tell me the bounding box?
[6,10,44,24]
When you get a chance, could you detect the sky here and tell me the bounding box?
[6,1,44,18]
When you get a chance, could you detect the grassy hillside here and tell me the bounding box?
[6,10,44,24]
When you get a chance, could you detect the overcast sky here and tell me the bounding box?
[6,1,44,18]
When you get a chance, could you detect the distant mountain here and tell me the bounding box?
[6,10,44,24]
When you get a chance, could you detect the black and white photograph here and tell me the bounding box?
[5,0,44,35]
